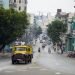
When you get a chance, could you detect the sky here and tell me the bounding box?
[27,0,75,16]
[3,0,75,16]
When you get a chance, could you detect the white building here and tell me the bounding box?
[34,13,54,30]
[67,13,75,34]
[28,13,35,26]
[9,0,27,12]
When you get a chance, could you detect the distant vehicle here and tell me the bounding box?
[40,40,43,43]
[42,42,46,48]
[11,45,33,64]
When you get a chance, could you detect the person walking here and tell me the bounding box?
[38,47,40,53]
[48,47,51,54]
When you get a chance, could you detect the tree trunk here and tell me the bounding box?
[56,43,58,52]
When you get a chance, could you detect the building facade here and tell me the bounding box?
[55,9,69,24]
[55,9,69,52]
[65,13,75,52]
[55,9,75,52]
[33,13,54,32]
[9,0,27,12]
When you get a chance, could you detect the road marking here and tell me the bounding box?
[56,72,61,75]
[0,66,13,71]
[40,68,48,71]
[4,70,14,73]
[17,69,28,71]
[29,66,40,69]
[17,67,27,71]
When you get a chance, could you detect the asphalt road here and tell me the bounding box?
[0,38,75,75]
[0,59,73,75]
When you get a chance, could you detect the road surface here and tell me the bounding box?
[0,38,75,75]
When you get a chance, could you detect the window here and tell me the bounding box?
[15,47,27,51]
[25,0,27,4]
[19,6,21,11]
[24,6,26,11]
[9,0,12,3]
[19,0,21,3]
[14,0,16,3]
[28,48,30,51]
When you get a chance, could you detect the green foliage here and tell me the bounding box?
[47,20,67,44]
[32,26,42,38]
[36,26,42,36]
[0,7,29,51]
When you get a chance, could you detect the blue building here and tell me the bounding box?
[0,0,3,7]
[3,0,9,9]
[66,17,75,52]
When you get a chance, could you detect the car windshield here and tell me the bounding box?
[15,47,27,51]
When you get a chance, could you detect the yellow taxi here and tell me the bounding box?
[11,45,33,64]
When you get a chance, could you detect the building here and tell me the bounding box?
[28,13,35,26]
[0,0,3,7]
[9,0,27,12]
[9,0,28,43]
[33,13,54,32]
[55,9,75,52]
[0,0,9,9]
[3,0,9,9]
[55,9,69,24]
[65,13,75,52]
[55,9,69,52]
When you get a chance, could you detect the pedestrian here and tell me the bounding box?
[53,46,56,52]
[48,47,51,54]
[38,47,40,53]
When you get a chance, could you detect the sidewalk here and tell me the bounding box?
[0,53,11,59]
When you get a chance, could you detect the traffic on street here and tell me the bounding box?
[0,0,75,75]
[0,37,75,75]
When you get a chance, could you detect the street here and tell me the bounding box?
[0,58,73,75]
[0,60,60,75]
[0,38,75,75]
[1,0,75,75]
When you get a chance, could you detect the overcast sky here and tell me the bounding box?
[27,0,75,15]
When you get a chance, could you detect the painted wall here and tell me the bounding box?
[3,0,9,9]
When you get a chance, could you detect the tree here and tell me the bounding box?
[47,20,67,53]
[31,25,42,39]
[0,7,29,51]
[36,26,42,37]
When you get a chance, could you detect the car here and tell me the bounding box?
[42,43,46,48]
[11,45,33,64]
[40,40,43,43]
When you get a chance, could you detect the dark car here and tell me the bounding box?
[40,40,43,43]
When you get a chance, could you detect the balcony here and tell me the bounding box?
[9,3,17,8]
